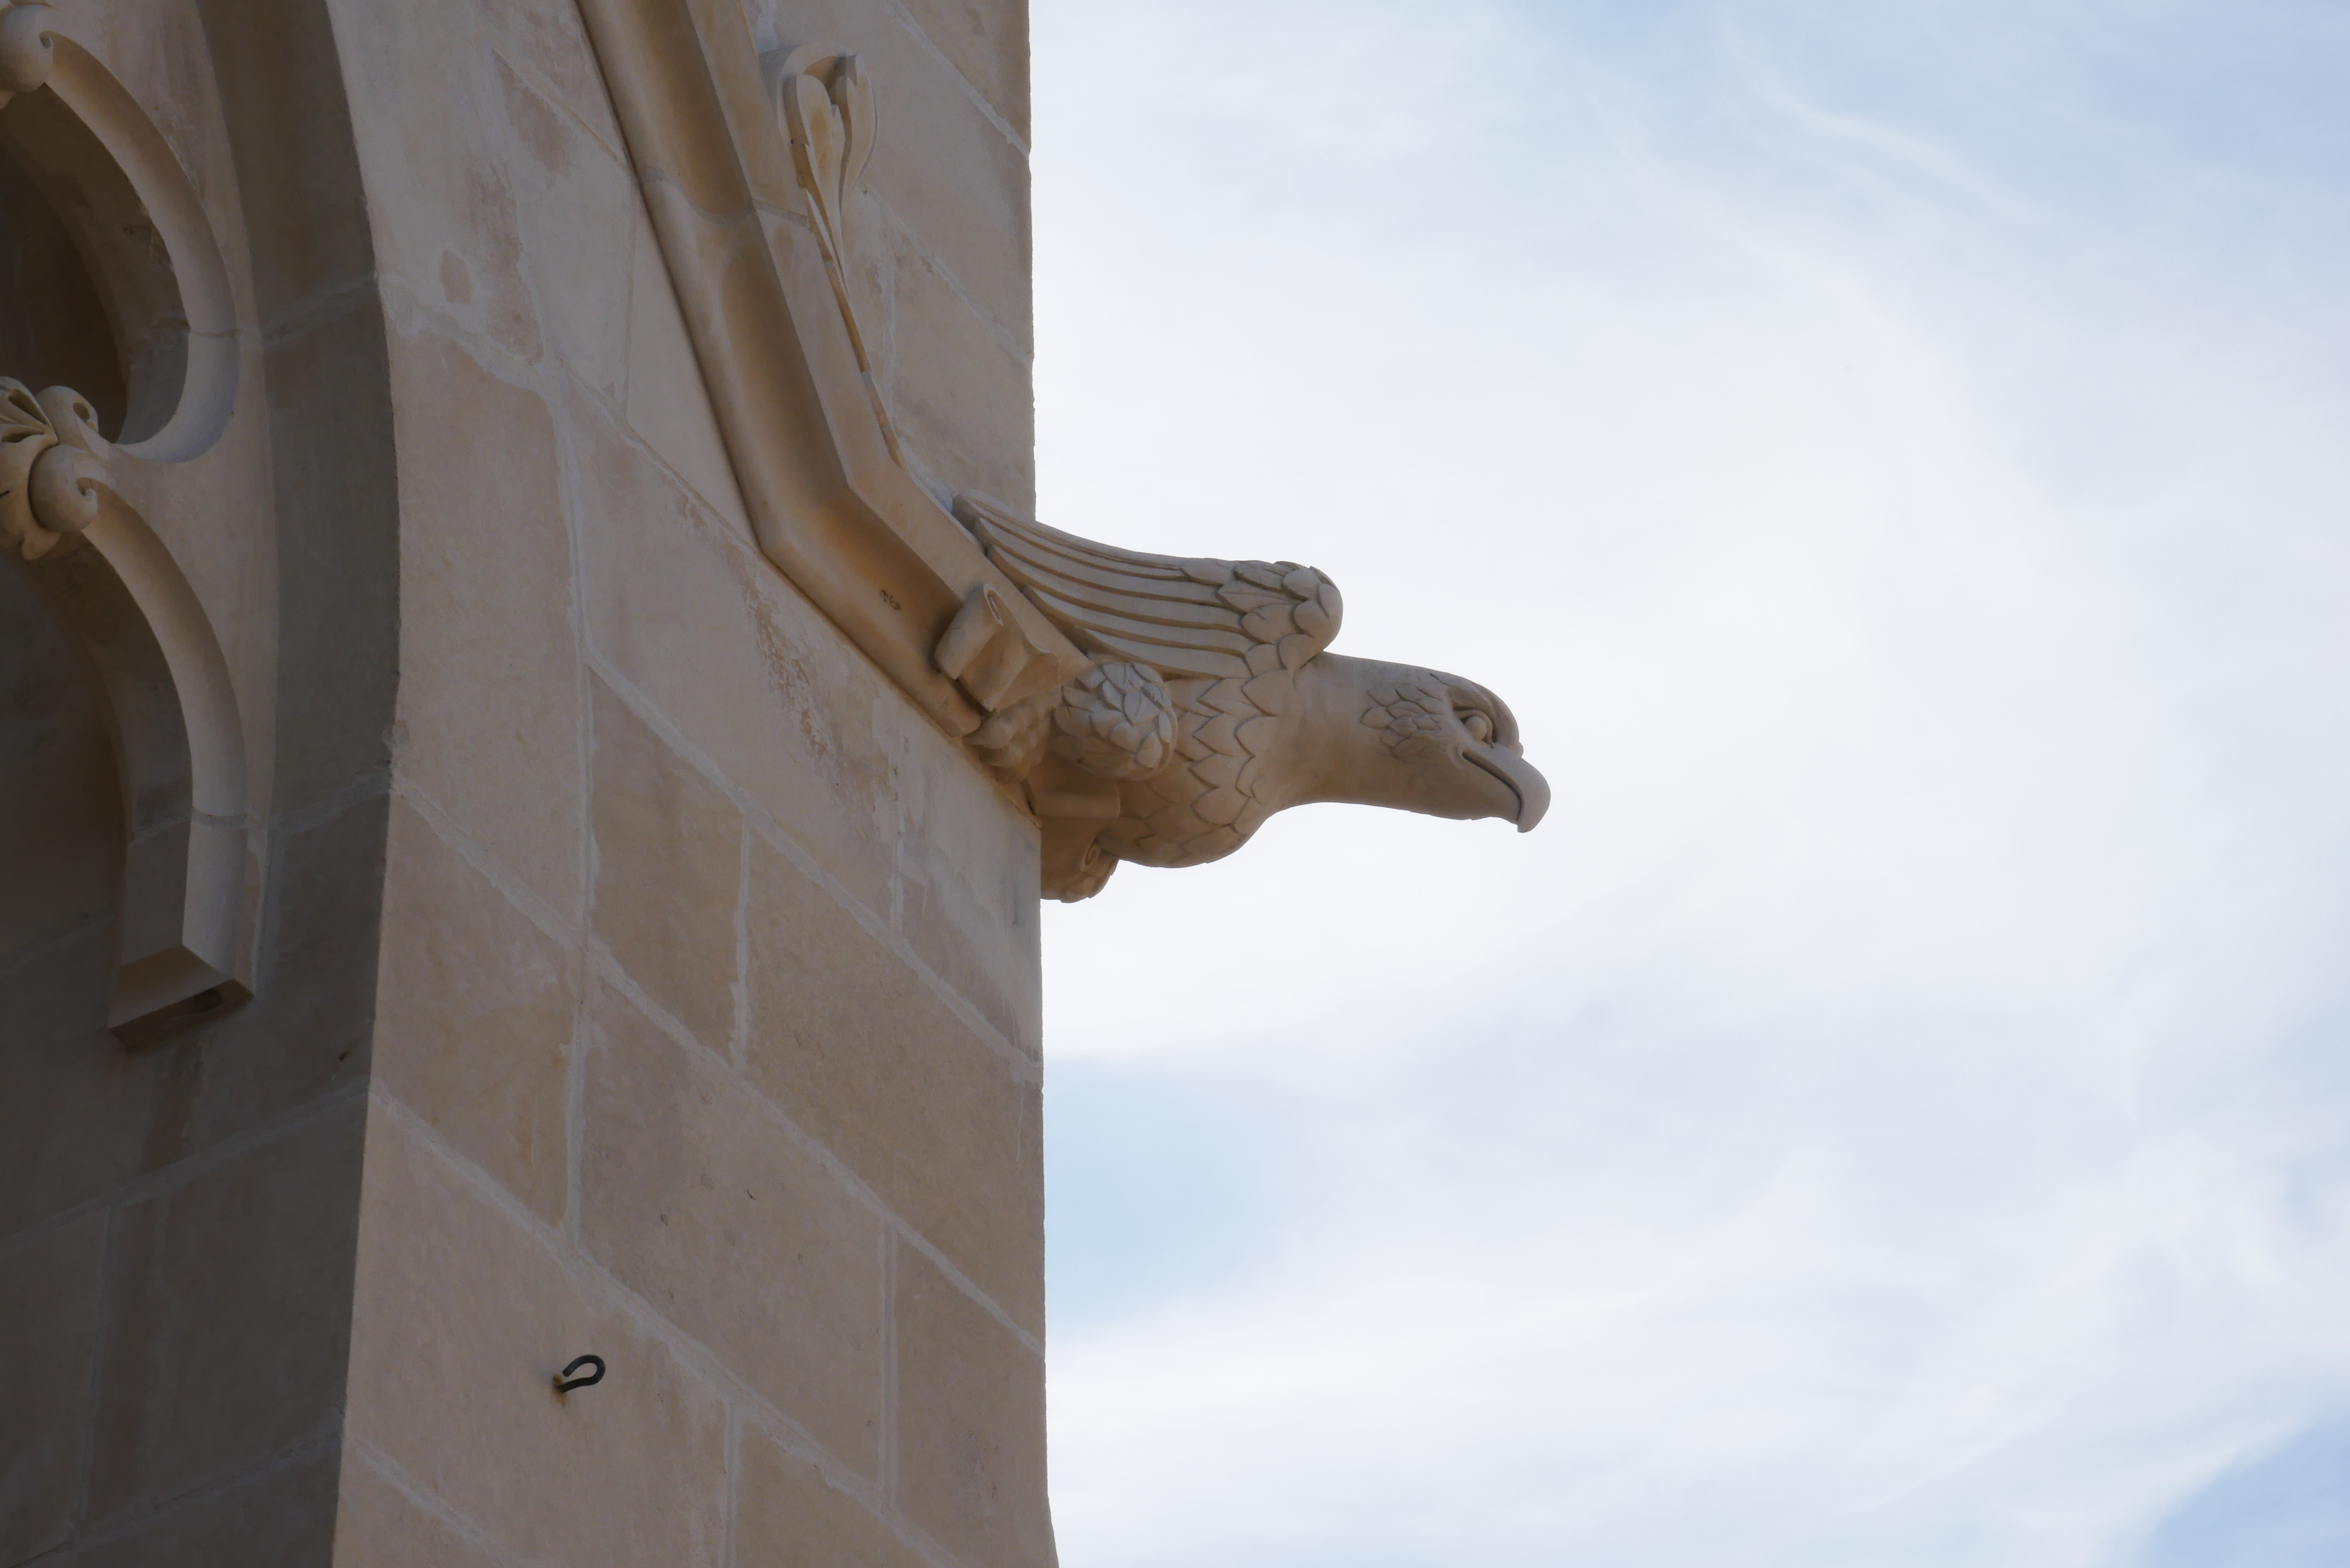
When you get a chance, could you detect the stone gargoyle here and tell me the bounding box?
[938,498,1549,900]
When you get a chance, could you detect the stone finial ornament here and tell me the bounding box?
[950,498,1549,900]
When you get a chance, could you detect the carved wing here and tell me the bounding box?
[958,499,1343,681]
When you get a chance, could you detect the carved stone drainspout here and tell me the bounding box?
[951,498,1550,900]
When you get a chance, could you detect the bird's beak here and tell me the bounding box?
[1465,742,1550,833]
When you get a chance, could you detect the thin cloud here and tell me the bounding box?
[1033,2,2350,1563]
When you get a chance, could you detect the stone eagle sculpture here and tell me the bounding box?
[945,499,1549,901]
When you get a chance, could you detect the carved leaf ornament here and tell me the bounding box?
[0,379,114,561]
[772,46,902,462]
[777,49,872,278]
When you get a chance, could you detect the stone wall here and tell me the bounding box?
[0,0,1053,1563]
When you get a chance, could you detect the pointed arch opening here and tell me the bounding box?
[0,25,249,1042]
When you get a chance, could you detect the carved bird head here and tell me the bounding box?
[956,502,1550,900]
[1300,656,1549,830]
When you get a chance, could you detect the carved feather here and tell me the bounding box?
[957,499,1344,681]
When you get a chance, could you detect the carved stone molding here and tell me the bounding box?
[951,499,1550,900]
[0,1,253,1039]
[574,0,1082,738]
[0,5,236,458]
[5,377,253,1038]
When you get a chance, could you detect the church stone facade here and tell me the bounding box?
[2,0,1052,1561]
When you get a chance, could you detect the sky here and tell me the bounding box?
[1024,3,2350,1565]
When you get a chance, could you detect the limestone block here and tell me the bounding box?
[55,1443,341,1568]
[335,0,542,364]
[589,676,742,1050]
[244,298,399,819]
[375,797,574,1223]
[333,1451,506,1568]
[481,0,627,160]
[570,383,899,912]
[0,927,147,1237]
[893,1243,1053,1568]
[389,322,582,916]
[579,982,888,1474]
[735,1423,924,1568]
[492,54,638,404]
[894,694,1043,1054]
[852,24,1031,351]
[0,552,121,957]
[744,836,1043,1334]
[346,1101,728,1566]
[193,0,376,329]
[81,1098,366,1522]
[886,225,1036,518]
[623,210,750,530]
[896,0,1031,141]
[175,794,386,1149]
[0,1212,106,1561]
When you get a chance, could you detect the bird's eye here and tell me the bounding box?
[1460,710,1493,743]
